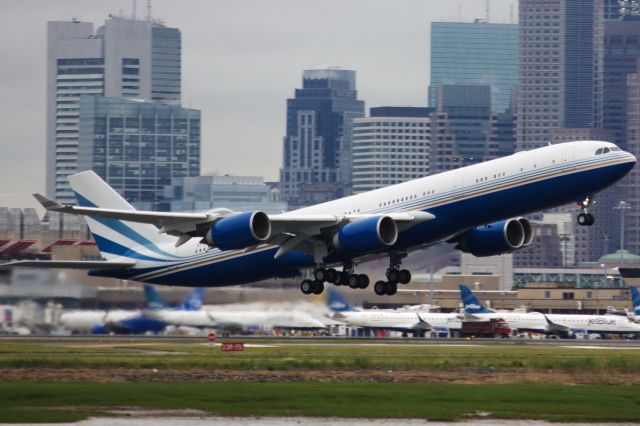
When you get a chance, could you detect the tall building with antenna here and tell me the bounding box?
[46,14,183,204]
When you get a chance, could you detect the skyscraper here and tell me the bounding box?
[47,16,181,204]
[429,21,518,114]
[516,0,602,151]
[77,96,200,210]
[435,85,501,167]
[279,69,364,208]
[351,107,432,194]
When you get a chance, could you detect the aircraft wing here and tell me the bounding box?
[34,192,435,251]
[0,260,136,269]
[413,314,433,330]
[34,193,226,237]
[542,314,572,333]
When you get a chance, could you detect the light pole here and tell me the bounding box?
[614,201,631,261]
[559,233,571,270]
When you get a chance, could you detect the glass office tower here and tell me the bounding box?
[78,96,200,209]
[429,21,518,114]
[280,69,365,208]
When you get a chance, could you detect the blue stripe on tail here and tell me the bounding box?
[74,191,178,260]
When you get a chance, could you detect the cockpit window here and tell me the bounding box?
[603,147,611,154]
[611,147,621,151]
[595,148,604,155]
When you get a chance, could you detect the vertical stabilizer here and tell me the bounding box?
[326,287,355,312]
[631,286,640,317]
[180,288,206,311]
[459,284,494,314]
[68,171,174,261]
[144,284,167,310]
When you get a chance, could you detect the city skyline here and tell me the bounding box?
[0,0,516,206]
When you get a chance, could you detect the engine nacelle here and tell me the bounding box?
[332,216,398,256]
[205,211,271,250]
[456,218,533,257]
[517,217,534,247]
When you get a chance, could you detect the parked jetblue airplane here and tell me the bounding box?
[60,284,204,334]
[327,288,461,335]
[5,141,636,296]
[460,284,640,336]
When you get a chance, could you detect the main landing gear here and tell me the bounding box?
[577,196,595,227]
[373,253,411,296]
[299,253,413,297]
[300,263,370,295]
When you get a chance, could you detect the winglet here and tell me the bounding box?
[33,193,65,211]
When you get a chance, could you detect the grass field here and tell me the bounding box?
[2,338,640,423]
[2,338,640,373]
[2,382,640,423]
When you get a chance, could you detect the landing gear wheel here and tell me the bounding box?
[578,212,595,227]
[338,271,350,286]
[311,280,324,295]
[374,281,387,296]
[325,268,338,283]
[398,269,411,284]
[358,274,370,289]
[585,213,595,226]
[385,281,398,296]
[348,274,360,289]
[314,268,326,281]
[301,279,313,295]
[386,269,400,283]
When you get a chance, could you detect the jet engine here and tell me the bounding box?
[204,211,271,250]
[332,216,398,256]
[456,217,533,257]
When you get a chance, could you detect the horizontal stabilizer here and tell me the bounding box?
[0,260,136,270]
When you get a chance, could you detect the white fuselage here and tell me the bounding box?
[145,308,327,330]
[470,311,640,334]
[59,310,140,332]
[336,309,461,331]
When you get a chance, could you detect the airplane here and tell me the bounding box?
[459,284,640,336]
[59,285,202,334]
[144,285,328,331]
[144,295,328,331]
[3,141,636,297]
[327,287,461,335]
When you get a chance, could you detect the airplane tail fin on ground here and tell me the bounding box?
[67,171,172,261]
[179,288,206,311]
[144,284,167,310]
[326,287,355,312]
[631,286,640,317]
[459,284,494,314]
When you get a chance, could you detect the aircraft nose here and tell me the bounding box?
[625,151,637,165]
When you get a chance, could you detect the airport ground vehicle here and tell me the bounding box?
[460,318,511,338]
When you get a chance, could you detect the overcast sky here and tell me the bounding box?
[0,0,516,207]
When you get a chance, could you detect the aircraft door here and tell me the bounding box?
[453,173,465,192]
[562,147,575,168]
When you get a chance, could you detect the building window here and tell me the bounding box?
[562,292,574,300]
[544,291,550,299]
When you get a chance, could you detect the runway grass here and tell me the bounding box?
[1,381,640,423]
[4,339,640,422]
[2,338,640,373]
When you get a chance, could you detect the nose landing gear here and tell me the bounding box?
[577,196,595,226]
